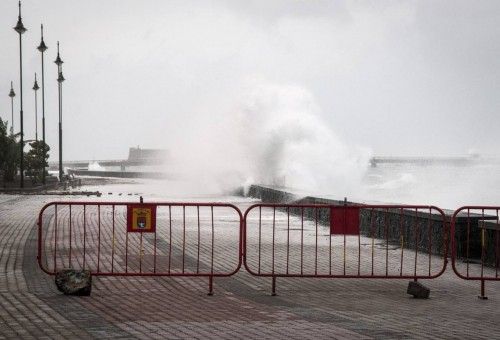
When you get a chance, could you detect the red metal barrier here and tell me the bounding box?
[451,206,500,299]
[243,204,448,295]
[38,201,243,295]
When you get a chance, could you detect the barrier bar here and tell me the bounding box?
[38,201,243,295]
[451,206,500,299]
[243,203,448,295]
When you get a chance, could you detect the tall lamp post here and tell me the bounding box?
[32,74,40,141]
[8,82,15,135]
[14,0,27,188]
[55,42,64,181]
[37,24,48,184]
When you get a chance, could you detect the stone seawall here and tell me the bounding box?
[243,184,493,263]
[246,185,297,203]
[68,169,169,179]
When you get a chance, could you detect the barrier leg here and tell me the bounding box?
[478,279,487,300]
[208,276,213,296]
[271,276,277,296]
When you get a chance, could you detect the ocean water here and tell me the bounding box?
[360,161,500,209]
[69,160,500,211]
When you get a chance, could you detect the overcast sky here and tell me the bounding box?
[1,0,499,162]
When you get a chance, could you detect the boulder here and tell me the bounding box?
[407,280,430,299]
[55,269,92,296]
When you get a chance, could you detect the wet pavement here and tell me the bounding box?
[0,180,499,339]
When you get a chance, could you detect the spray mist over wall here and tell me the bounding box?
[166,80,371,198]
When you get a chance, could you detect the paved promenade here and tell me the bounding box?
[0,190,499,339]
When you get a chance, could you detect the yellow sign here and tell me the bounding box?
[127,204,156,233]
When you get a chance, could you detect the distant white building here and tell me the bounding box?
[127,147,169,164]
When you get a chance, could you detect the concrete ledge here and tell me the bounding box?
[68,169,170,179]
[0,181,59,194]
[246,185,297,203]
[243,184,493,262]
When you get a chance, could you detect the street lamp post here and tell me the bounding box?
[32,73,40,141]
[8,82,15,135]
[37,24,48,184]
[55,42,64,181]
[14,0,27,188]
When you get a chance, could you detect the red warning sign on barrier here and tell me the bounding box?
[127,204,156,233]
[330,206,360,235]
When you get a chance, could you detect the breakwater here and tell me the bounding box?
[243,184,493,262]
[67,169,169,179]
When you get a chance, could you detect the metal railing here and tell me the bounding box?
[243,203,448,295]
[38,200,500,299]
[451,206,500,299]
[38,201,243,295]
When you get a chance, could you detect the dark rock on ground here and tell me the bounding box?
[407,281,430,299]
[55,269,92,296]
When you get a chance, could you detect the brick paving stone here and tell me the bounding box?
[0,192,498,339]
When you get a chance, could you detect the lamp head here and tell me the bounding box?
[8,82,16,98]
[57,71,65,83]
[37,25,48,52]
[33,74,40,91]
[54,41,64,66]
[13,1,27,35]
